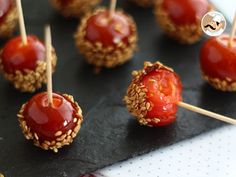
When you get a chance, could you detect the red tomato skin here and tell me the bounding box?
[1,35,45,74]
[141,69,182,126]
[23,92,78,142]
[200,36,236,81]
[85,10,132,47]
[162,0,209,25]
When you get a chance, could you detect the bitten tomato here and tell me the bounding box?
[23,92,79,142]
[1,35,45,74]
[162,0,209,25]
[141,68,182,126]
[200,36,236,81]
[85,10,132,47]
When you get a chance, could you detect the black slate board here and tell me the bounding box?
[0,0,234,176]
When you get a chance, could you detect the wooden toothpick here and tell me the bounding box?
[228,12,236,48]
[45,25,53,106]
[109,0,117,18]
[177,101,236,125]
[16,0,27,45]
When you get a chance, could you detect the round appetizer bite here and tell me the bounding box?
[18,25,83,153]
[0,35,57,92]
[18,92,83,153]
[124,61,182,126]
[155,0,212,44]
[124,61,236,126]
[51,0,100,17]
[131,0,153,7]
[0,0,18,38]
[75,8,137,68]
[200,35,236,91]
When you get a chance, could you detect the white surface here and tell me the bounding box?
[95,1,236,177]
[99,126,236,177]
[212,0,236,21]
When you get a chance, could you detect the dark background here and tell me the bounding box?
[0,0,234,176]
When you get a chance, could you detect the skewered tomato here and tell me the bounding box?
[124,61,182,126]
[18,92,83,152]
[200,35,236,91]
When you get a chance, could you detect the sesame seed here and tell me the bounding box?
[74,124,81,133]
[55,131,62,137]
[56,134,67,141]
[44,141,51,146]
[17,114,23,118]
[34,133,39,140]
[56,142,61,146]
[42,143,48,150]
[67,129,72,135]
[73,118,77,123]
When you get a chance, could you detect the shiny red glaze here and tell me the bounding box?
[162,0,209,25]
[0,0,12,22]
[141,69,182,126]
[200,36,236,81]
[23,92,79,141]
[1,35,45,74]
[85,10,132,47]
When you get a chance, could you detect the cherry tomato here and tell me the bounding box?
[23,92,79,142]
[85,10,132,47]
[141,68,182,126]
[200,36,236,81]
[1,35,45,74]
[162,0,209,25]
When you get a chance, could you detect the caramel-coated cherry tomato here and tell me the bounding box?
[23,92,79,142]
[201,36,236,81]
[162,0,209,25]
[85,10,132,47]
[141,68,182,126]
[1,35,45,74]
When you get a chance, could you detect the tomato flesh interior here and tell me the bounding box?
[141,69,182,126]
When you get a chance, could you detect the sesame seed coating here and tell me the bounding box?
[203,74,236,92]
[75,8,137,68]
[0,5,18,38]
[124,61,173,126]
[17,94,83,153]
[154,1,213,44]
[51,0,100,17]
[0,48,57,92]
